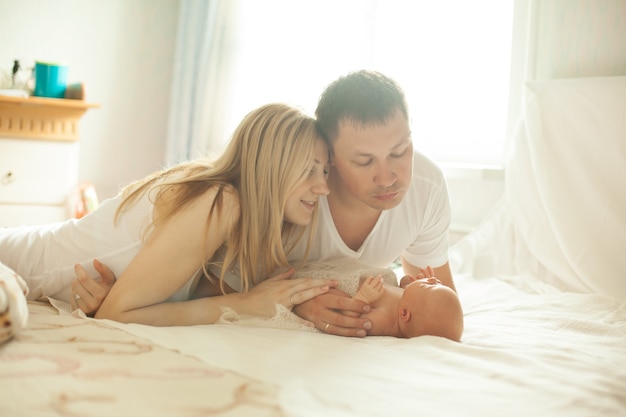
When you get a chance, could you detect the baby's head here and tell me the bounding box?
[398,278,463,341]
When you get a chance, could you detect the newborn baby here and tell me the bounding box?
[294,259,463,341]
[351,270,463,341]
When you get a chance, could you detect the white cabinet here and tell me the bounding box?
[0,96,98,227]
[0,138,79,226]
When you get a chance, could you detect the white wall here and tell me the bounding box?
[0,0,179,199]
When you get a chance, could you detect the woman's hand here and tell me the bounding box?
[70,259,116,315]
[240,268,339,319]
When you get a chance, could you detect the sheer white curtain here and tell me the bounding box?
[165,0,237,166]
[166,0,516,165]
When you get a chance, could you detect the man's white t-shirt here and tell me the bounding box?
[288,151,451,270]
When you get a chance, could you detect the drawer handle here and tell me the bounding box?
[2,171,15,185]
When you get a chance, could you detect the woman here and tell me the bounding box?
[0,103,336,325]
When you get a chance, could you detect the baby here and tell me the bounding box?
[294,259,463,341]
[349,267,463,341]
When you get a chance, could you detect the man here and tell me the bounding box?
[290,70,456,337]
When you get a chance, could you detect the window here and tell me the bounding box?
[225,0,514,165]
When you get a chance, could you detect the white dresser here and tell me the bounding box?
[0,96,98,227]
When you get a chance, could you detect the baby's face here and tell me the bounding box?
[400,279,463,341]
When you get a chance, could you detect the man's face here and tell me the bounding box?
[330,110,413,211]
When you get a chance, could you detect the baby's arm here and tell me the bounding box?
[353,275,385,303]
[343,275,384,317]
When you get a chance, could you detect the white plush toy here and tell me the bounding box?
[0,262,29,344]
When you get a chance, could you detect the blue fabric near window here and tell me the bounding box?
[165,0,234,166]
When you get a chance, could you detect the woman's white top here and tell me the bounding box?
[0,192,204,304]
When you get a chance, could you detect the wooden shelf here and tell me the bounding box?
[0,95,100,142]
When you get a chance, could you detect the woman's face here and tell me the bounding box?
[284,138,330,225]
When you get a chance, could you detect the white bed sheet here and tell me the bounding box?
[101,256,626,417]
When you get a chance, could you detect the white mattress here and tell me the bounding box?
[101,254,626,417]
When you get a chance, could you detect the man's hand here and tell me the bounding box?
[293,288,372,337]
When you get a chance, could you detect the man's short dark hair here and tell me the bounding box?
[315,70,409,144]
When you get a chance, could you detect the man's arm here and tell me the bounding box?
[401,258,456,292]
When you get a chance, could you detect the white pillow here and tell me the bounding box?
[0,261,29,343]
[506,76,626,300]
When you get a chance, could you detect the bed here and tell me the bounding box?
[2,75,625,417]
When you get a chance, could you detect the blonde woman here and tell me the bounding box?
[0,103,336,326]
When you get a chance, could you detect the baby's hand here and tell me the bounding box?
[420,266,436,278]
[399,266,437,288]
[356,275,384,303]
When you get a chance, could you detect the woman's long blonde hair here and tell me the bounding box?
[115,103,322,292]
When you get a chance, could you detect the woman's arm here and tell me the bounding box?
[96,269,335,326]
[94,187,335,325]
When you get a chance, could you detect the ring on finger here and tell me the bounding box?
[324,322,330,332]
[74,293,81,301]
